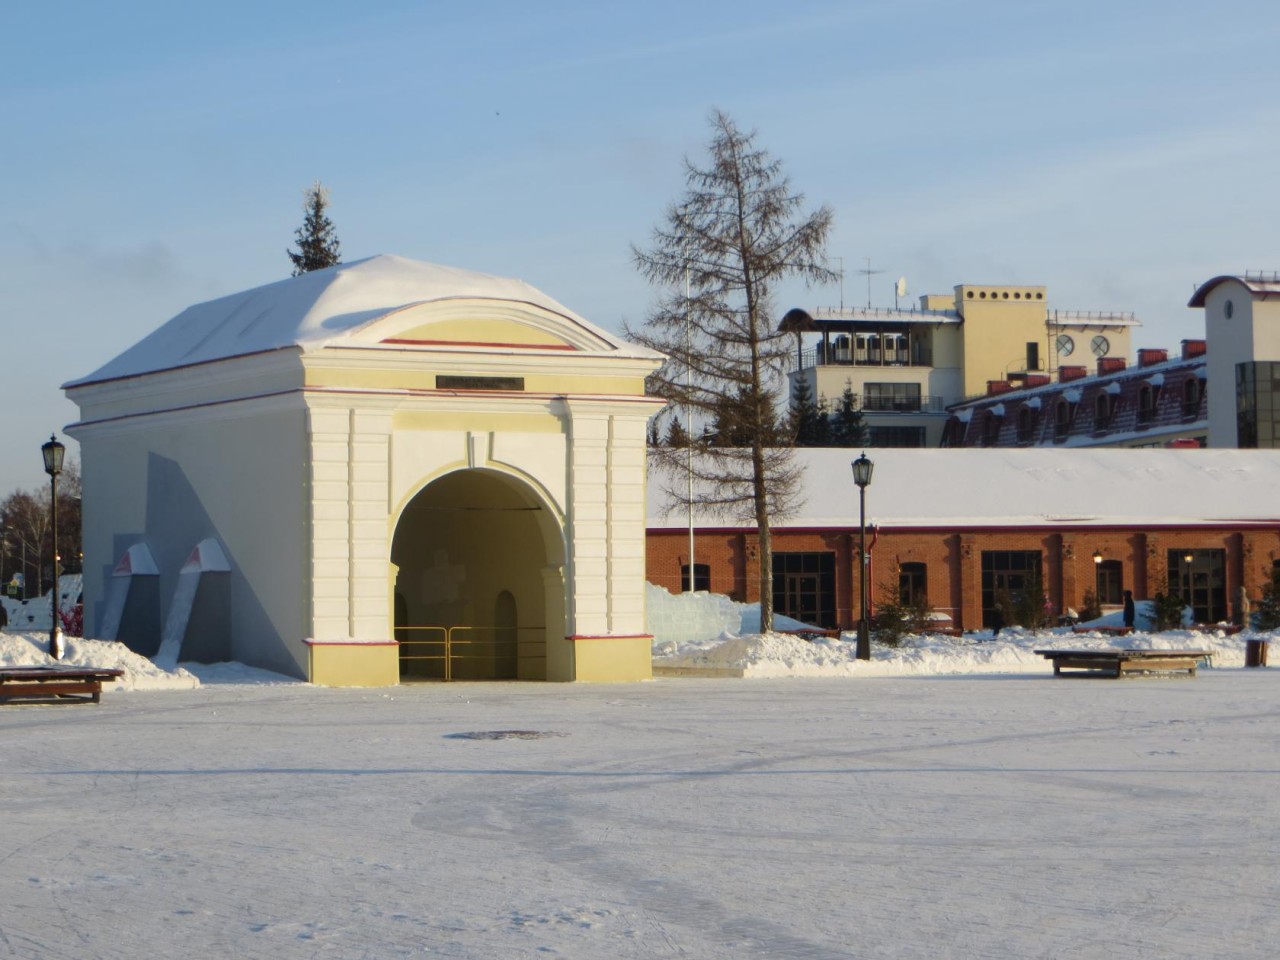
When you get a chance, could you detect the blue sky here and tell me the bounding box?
[3,0,1278,492]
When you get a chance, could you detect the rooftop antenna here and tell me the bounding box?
[857,257,883,309]
[895,276,907,310]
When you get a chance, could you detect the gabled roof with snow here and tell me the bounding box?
[647,447,1280,529]
[67,255,659,387]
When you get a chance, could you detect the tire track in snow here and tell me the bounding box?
[417,783,861,959]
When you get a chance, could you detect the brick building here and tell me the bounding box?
[646,448,1280,632]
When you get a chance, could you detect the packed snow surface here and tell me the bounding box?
[2,669,1277,957]
[3,591,1277,956]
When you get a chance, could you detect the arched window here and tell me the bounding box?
[1017,406,1036,444]
[679,563,710,593]
[1095,560,1123,605]
[899,562,928,604]
[1138,384,1159,424]
[982,412,1001,446]
[1054,401,1073,441]
[1183,377,1202,418]
[1095,393,1114,430]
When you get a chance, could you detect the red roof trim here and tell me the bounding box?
[648,521,1280,535]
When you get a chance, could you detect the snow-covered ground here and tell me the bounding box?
[2,668,1278,957]
[3,589,1278,957]
[647,584,1265,677]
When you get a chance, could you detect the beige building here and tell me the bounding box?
[786,285,1137,446]
[1189,273,1280,448]
[65,255,664,685]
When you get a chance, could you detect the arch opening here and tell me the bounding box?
[391,469,563,681]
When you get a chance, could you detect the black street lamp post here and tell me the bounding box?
[852,452,874,661]
[42,434,65,660]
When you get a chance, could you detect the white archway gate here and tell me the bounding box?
[391,469,562,681]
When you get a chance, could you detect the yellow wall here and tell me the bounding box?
[570,635,653,681]
[308,642,400,686]
[393,317,570,347]
[955,285,1050,398]
[305,364,646,397]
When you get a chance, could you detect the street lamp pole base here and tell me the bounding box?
[856,619,871,661]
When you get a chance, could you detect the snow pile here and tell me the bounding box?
[646,581,818,648]
[646,582,743,646]
[653,621,1263,677]
[0,631,200,690]
[1,574,83,631]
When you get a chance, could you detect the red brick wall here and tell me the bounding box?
[646,524,1280,632]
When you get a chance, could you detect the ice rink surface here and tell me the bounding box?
[2,673,1278,959]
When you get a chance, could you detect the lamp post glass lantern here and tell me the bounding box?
[851,453,874,660]
[42,434,65,660]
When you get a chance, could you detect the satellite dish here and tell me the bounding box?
[895,277,907,297]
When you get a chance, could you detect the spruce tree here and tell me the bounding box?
[287,181,342,276]
[790,377,826,447]
[664,415,690,448]
[627,111,835,633]
[830,382,869,447]
[1254,579,1280,630]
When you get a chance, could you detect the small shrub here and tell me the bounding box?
[872,568,934,647]
[1150,581,1187,632]
[1254,578,1280,631]
[1011,568,1049,629]
[1079,588,1102,623]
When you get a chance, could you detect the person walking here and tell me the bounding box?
[1123,590,1136,629]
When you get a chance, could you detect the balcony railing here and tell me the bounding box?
[859,395,947,414]
[799,345,934,369]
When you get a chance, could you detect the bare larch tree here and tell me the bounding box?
[628,110,834,632]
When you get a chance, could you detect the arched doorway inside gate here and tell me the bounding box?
[391,469,562,681]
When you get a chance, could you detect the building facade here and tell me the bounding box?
[67,256,664,684]
[783,285,1137,447]
[647,448,1280,632]
[1189,273,1280,448]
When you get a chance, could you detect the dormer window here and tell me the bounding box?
[982,411,1002,446]
[1054,400,1074,442]
[1138,385,1157,425]
[1095,393,1114,430]
[1183,378,1202,418]
[1017,406,1037,444]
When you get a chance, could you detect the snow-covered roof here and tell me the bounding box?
[67,254,655,386]
[647,447,1280,529]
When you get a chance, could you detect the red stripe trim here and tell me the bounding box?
[304,640,399,647]
[565,634,654,641]
[380,338,577,351]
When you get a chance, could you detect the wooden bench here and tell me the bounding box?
[0,666,124,704]
[1034,649,1212,679]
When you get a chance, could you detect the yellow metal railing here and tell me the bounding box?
[396,625,546,681]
